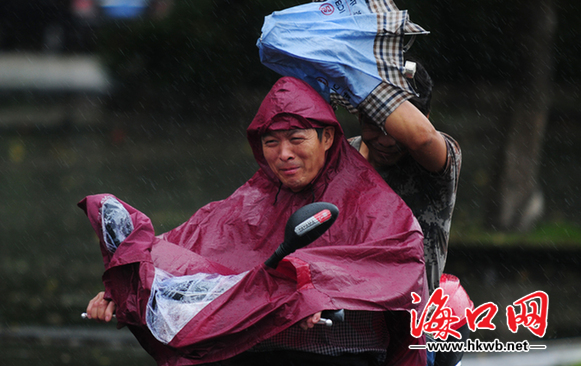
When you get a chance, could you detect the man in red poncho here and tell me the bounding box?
[82,76,428,366]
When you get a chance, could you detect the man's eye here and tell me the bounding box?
[263,140,278,147]
[291,137,305,143]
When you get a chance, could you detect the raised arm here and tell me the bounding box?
[382,100,448,172]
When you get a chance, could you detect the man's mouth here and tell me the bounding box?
[279,166,300,175]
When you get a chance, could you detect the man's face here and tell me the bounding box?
[262,127,334,192]
[361,121,407,166]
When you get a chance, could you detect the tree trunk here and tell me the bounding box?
[487,0,557,232]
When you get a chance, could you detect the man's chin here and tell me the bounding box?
[278,177,306,192]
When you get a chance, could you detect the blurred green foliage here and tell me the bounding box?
[451,220,581,248]
[400,0,580,84]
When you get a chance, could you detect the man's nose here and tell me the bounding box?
[279,141,295,161]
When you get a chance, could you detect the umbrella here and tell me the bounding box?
[257,0,429,125]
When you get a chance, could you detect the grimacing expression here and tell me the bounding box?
[361,121,407,166]
[261,127,334,192]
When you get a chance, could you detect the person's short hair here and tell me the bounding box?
[406,56,433,117]
[315,128,324,141]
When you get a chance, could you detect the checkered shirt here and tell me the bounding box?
[250,310,388,362]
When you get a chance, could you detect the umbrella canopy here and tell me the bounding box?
[257,0,429,125]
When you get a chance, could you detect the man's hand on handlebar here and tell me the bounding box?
[86,291,116,322]
[299,311,322,330]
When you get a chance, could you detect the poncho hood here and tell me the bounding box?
[247,76,344,190]
[80,77,428,366]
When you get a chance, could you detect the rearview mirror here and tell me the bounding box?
[264,202,339,269]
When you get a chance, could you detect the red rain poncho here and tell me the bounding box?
[79,77,428,366]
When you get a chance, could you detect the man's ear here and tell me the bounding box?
[323,126,335,151]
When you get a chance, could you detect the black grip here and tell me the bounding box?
[321,309,345,323]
